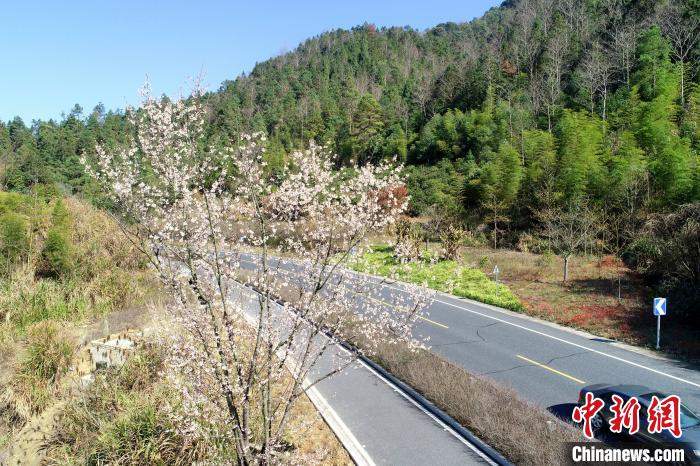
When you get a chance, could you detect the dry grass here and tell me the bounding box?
[282,387,353,465]
[0,194,154,356]
[0,192,157,458]
[13,323,350,465]
[1,321,75,425]
[372,345,583,466]
[0,196,154,343]
[45,344,213,465]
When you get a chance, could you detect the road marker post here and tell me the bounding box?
[493,264,500,284]
[653,297,667,350]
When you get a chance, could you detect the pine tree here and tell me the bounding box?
[351,94,385,164]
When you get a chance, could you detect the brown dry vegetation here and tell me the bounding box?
[41,339,350,465]
[372,345,583,465]
[0,193,156,453]
[0,195,349,465]
[0,196,154,349]
[3,314,350,465]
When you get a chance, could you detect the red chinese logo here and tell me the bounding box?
[647,395,682,438]
[609,395,641,435]
[573,392,684,439]
[572,392,605,439]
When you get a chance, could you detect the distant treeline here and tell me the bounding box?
[0,0,698,311]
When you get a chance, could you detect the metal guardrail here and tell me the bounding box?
[349,346,513,466]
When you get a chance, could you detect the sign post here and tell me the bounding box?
[653,298,667,350]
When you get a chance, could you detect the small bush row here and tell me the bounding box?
[350,245,524,311]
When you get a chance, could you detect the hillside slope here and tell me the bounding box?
[1,0,698,312]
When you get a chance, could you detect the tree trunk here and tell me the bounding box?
[602,87,607,121]
[493,218,498,249]
[617,276,621,300]
[680,62,685,107]
[563,255,569,282]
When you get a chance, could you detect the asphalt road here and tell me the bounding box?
[237,253,700,422]
[226,277,493,465]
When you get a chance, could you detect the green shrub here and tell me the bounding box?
[21,321,74,382]
[516,232,550,253]
[38,227,73,278]
[536,250,555,268]
[31,183,62,202]
[36,198,74,278]
[439,224,466,260]
[50,198,70,227]
[0,212,30,271]
[350,246,523,311]
[0,191,28,215]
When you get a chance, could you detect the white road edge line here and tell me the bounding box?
[230,284,377,466]
[239,255,700,390]
[348,347,497,466]
[349,269,700,390]
[304,384,377,466]
[230,277,496,465]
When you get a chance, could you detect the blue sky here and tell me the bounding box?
[0,0,499,123]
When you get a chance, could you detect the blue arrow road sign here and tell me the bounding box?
[653,297,667,316]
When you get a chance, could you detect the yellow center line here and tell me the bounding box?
[360,291,450,329]
[516,354,585,384]
[416,315,449,329]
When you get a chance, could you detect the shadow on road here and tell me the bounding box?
[548,402,578,423]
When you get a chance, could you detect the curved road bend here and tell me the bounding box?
[226,277,494,465]
[236,253,700,419]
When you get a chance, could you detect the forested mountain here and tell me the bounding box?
[1,0,699,252]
